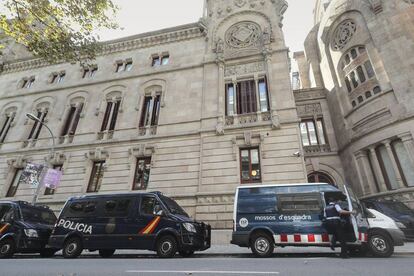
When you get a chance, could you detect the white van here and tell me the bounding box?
[231,183,404,257]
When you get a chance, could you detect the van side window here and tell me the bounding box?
[0,205,13,222]
[237,194,277,214]
[278,194,321,214]
[141,197,156,216]
[65,201,97,218]
[104,199,131,217]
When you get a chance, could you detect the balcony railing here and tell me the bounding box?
[225,112,271,126]
[304,144,331,154]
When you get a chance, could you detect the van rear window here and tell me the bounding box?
[237,194,277,214]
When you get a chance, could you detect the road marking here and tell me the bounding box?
[125,272,279,275]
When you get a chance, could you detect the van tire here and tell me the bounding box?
[156,235,177,258]
[62,237,83,259]
[250,233,274,258]
[99,249,115,258]
[0,238,15,258]
[368,231,394,258]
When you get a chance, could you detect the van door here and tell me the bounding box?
[343,185,368,243]
[136,196,162,249]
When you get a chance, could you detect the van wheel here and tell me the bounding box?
[156,235,177,258]
[179,250,194,257]
[99,249,115,258]
[0,238,15,258]
[250,233,274,258]
[368,231,394,258]
[63,237,83,259]
[40,249,57,258]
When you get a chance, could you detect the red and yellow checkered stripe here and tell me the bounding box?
[0,223,10,235]
[139,217,161,235]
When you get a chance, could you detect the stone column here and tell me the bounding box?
[399,133,414,169]
[355,151,377,195]
[368,147,388,192]
[383,140,405,189]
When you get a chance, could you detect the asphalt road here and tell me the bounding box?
[1,252,413,276]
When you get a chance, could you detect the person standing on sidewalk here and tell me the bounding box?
[324,198,354,258]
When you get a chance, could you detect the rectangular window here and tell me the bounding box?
[258,78,269,112]
[240,148,261,184]
[115,63,123,73]
[90,68,98,77]
[28,110,48,140]
[0,114,14,143]
[58,73,65,83]
[132,157,151,190]
[44,165,63,195]
[300,119,327,146]
[364,60,375,79]
[6,169,23,197]
[61,106,76,136]
[87,161,105,193]
[109,100,120,131]
[140,95,161,127]
[101,102,113,132]
[356,66,366,83]
[237,194,277,214]
[237,80,257,114]
[125,61,133,71]
[82,69,90,78]
[161,55,169,65]
[226,83,235,116]
[152,57,161,67]
[83,67,97,78]
[140,196,157,216]
[69,103,83,135]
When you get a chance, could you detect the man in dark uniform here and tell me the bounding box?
[324,198,354,258]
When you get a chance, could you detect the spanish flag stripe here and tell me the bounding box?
[0,223,10,234]
[139,217,161,235]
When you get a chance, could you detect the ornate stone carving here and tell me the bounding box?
[85,148,109,161]
[271,110,281,129]
[234,0,247,8]
[225,61,265,77]
[216,116,225,135]
[332,20,357,51]
[297,103,323,116]
[225,22,262,49]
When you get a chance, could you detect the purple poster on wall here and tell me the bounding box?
[42,168,63,190]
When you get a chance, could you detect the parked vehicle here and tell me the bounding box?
[231,183,405,258]
[362,199,414,240]
[0,201,57,258]
[48,192,211,258]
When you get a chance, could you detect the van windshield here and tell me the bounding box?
[160,196,189,217]
[21,207,57,225]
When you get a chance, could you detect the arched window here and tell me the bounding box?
[340,46,381,108]
[308,172,335,185]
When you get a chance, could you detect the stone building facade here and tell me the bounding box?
[294,0,414,207]
[0,0,308,228]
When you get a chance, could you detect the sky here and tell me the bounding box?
[98,0,315,53]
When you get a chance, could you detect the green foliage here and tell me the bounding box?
[0,0,118,64]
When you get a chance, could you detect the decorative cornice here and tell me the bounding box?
[1,23,205,74]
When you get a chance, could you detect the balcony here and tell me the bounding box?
[304,144,331,155]
[225,112,271,127]
[139,126,157,137]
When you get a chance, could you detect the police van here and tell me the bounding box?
[231,183,405,258]
[48,192,211,258]
[0,201,57,258]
